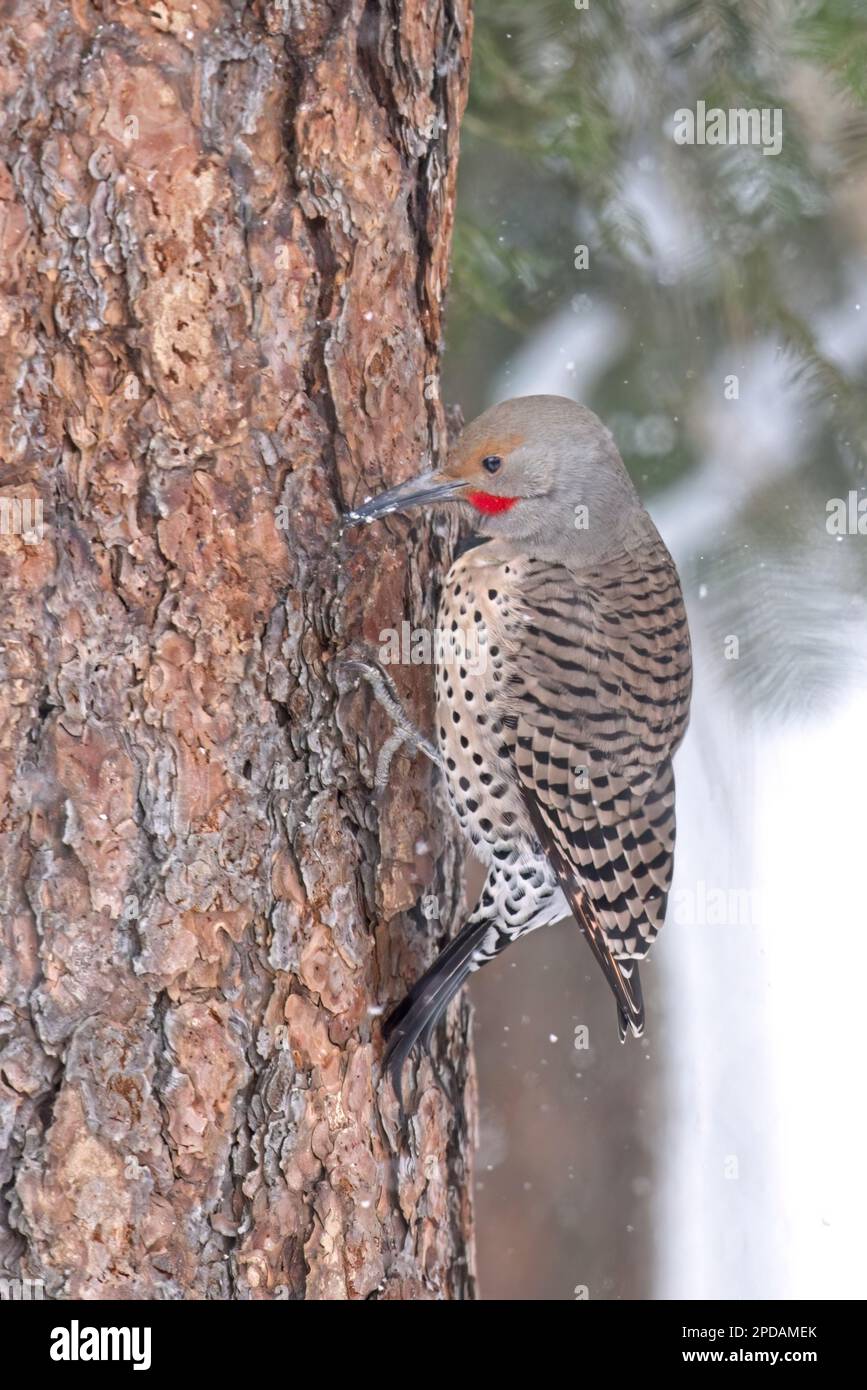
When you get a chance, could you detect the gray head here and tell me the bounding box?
[345,395,648,564]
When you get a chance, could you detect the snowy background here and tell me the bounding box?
[444,0,867,1301]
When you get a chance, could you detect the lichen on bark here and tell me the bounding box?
[0,0,474,1299]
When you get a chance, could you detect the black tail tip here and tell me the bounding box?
[381,1023,416,1126]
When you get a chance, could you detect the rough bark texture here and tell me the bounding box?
[0,0,474,1299]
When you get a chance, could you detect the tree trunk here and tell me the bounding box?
[0,0,473,1300]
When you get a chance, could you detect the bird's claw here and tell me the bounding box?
[335,644,440,785]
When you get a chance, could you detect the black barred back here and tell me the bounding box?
[503,543,691,956]
[436,533,692,961]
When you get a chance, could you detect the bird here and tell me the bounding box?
[343,394,692,1105]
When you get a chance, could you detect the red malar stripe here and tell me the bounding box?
[465,491,518,515]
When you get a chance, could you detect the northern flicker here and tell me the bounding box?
[344,395,692,1101]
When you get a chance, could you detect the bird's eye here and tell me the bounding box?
[482,455,502,474]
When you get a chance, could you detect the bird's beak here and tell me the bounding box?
[344,468,465,525]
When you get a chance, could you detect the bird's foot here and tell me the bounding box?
[336,642,440,789]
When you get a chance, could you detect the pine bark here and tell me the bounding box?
[0,0,474,1300]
